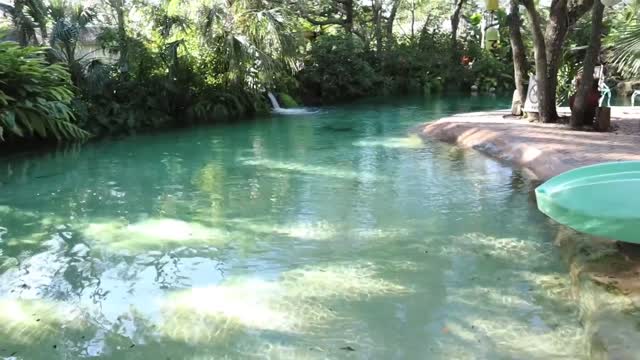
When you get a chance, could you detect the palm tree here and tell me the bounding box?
[609,0,640,78]
[610,25,640,79]
[0,0,48,45]
[48,0,98,86]
[197,0,301,90]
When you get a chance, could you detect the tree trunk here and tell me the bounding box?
[386,0,402,43]
[521,0,595,123]
[343,0,354,33]
[570,0,604,128]
[411,0,416,39]
[113,0,129,76]
[451,0,465,58]
[372,0,383,55]
[540,0,570,122]
[522,0,548,122]
[13,1,28,46]
[508,0,527,115]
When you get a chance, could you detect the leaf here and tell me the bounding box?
[1,111,23,137]
[30,117,47,137]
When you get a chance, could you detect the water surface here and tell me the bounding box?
[0,96,585,359]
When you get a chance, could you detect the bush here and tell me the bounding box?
[0,42,89,141]
[468,51,514,93]
[278,93,299,108]
[299,34,380,104]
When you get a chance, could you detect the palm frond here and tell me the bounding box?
[610,23,640,79]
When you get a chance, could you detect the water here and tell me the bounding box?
[267,92,281,110]
[0,96,585,359]
[267,92,318,115]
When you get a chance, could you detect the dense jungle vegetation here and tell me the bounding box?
[1,0,639,145]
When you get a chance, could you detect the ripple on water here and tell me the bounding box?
[0,96,587,359]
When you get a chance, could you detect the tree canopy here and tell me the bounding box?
[0,0,638,143]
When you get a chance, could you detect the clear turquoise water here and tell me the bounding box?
[0,96,585,359]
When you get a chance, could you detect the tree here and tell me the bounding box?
[609,1,640,79]
[450,0,466,58]
[49,0,98,86]
[385,0,402,45]
[198,0,300,90]
[0,42,89,141]
[521,0,594,122]
[101,0,129,75]
[372,0,383,54]
[570,0,604,128]
[294,0,356,33]
[0,0,48,46]
[507,0,527,115]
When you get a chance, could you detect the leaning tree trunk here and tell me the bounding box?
[508,0,528,115]
[411,0,416,39]
[570,0,604,128]
[372,0,383,55]
[386,0,402,46]
[541,0,595,122]
[451,0,465,59]
[521,0,595,123]
[522,0,549,122]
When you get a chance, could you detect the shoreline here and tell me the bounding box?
[416,107,640,181]
[417,107,640,358]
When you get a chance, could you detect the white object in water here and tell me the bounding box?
[267,91,318,115]
[267,92,281,110]
[631,90,640,107]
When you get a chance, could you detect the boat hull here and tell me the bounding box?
[535,161,640,244]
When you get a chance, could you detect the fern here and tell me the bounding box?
[0,42,90,141]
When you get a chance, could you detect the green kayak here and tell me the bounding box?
[535,161,640,244]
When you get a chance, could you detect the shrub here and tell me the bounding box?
[0,42,89,141]
[299,34,379,104]
[278,93,299,108]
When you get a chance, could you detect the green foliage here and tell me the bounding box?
[0,0,48,46]
[383,30,454,94]
[0,42,89,141]
[48,0,98,87]
[468,51,514,93]
[556,16,597,103]
[0,0,524,145]
[278,93,299,108]
[300,34,379,103]
[609,23,640,80]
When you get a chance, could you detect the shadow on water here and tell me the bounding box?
[0,95,586,359]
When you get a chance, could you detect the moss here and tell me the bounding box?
[279,93,299,108]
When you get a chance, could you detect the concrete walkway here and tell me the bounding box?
[417,107,640,181]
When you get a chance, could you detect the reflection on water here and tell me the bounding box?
[0,96,586,359]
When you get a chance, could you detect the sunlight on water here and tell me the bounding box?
[159,262,408,344]
[0,96,589,359]
[282,263,409,299]
[439,232,552,266]
[160,279,298,342]
[228,218,338,241]
[353,134,426,149]
[240,158,384,182]
[0,299,87,345]
[81,218,228,253]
